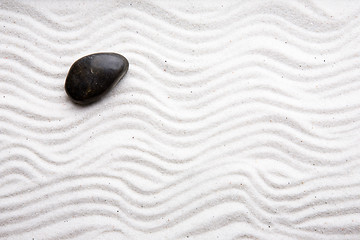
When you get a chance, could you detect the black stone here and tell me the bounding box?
[65,52,129,104]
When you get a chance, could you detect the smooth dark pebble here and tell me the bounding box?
[65,52,129,104]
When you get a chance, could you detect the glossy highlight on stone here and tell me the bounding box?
[65,52,129,104]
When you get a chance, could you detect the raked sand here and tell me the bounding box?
[1,0,360,239]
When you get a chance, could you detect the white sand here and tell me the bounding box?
[1,0,360,239]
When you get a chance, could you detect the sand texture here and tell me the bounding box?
[1,0,360,239]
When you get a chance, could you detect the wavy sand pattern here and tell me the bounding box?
[1,0,360,239]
